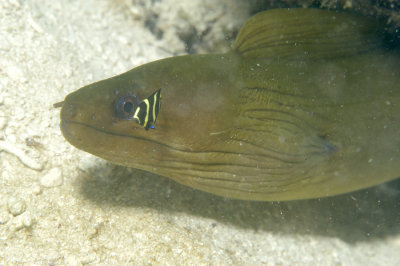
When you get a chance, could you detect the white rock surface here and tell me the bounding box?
[40,167,63,188]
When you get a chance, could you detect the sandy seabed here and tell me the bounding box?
[1,0,399,264]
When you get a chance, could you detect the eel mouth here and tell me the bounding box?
[60,119,96,150]
[59,118,176,161]
[60,119,156,146]
[59,119,157,167]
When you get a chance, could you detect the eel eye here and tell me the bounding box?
[115,94,140,119]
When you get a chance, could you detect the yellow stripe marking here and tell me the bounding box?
[143,99,150,127]
[152,92,158,121]
[133,107,141,123]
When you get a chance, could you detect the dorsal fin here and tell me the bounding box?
[233,8,383,60]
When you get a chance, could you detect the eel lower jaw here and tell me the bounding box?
[60,119,92,151]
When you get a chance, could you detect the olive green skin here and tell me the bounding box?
[60,10,400,201]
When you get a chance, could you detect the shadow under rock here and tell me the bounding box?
[77,163,400,243]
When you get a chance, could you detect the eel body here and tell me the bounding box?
[59,9,400,201]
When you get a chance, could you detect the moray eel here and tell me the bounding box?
[59,9,400,201]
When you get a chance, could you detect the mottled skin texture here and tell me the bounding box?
[60,9,400,201]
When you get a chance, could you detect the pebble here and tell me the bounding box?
[78,155,97,172]
[12,217,25,231]
[7,196,26,216]
[32,184,42,195]
[11,212,33,231]
[64,255,80,266]
[22,212,33,227]
[45,249,61,263]
[80,253,97,264]
[0,210,11,224]
[40,167,63,187]
[6,64,25,82]
[0,116,7,130]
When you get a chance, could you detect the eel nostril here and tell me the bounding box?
[61,102,79,120]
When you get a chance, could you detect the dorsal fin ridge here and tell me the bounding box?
[233,8,383,60]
